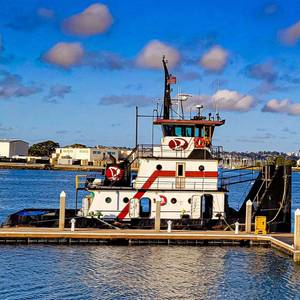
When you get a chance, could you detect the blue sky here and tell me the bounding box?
[1,0,300,152]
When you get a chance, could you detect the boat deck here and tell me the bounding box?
[0,227,298,261]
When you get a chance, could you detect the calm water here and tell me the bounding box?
[0,169,300,299]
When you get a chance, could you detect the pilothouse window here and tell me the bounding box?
[163,125,173,136]
[175,126,182,137]
[185,127,193,137]
[174,126,194,137]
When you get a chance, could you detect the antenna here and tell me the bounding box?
[196,104,203,118]
[162,56,171,119]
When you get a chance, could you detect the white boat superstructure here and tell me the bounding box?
[79,57,227,228]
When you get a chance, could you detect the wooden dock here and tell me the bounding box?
[0,228,298,261]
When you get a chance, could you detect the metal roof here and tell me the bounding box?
[153,118,225,126]
[0,139,28,143]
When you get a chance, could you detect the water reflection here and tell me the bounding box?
[2,245,300,299]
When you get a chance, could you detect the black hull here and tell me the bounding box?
[2,209,221,230]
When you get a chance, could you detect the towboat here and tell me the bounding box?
[3,57,292,232]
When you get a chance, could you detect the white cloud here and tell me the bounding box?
[262,98,300,115]
[262,98,289,112]
[212,90,254,111]
[62,3,113,36]
[199,45,229,71]
[43,42,84,68]
[279,21,300,45]
[187,89,255,112]
[136,40,180,69]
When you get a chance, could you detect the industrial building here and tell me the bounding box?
[0,139,29,158]
[52,147,119,165]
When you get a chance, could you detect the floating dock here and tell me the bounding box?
[0,228,299,261]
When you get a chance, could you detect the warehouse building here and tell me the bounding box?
[52,147,119,165]
[0,139,29,158]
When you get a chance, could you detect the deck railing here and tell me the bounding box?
[132,144,223,160]
[78,174,219,191]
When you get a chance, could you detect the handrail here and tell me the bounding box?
[75,175,88,189]
[253,168,277,207]
[134,143,222,159]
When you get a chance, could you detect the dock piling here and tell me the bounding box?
[245,200,252,233]
[155,198,161,232]
[59,191,66,231]
[293,209,300,262]
[294,209,300,250]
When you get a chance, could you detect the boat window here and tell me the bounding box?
[201,127,206,137]
[123,197,129,203]
[195,126,207,137]
[195,127,201,137]
[176,163,185,177]
[174,126,183,137]
[171,198,177,204]
[105,197,112,203]
[140,197,151,217]
[163,125,173,136]
[185,126,193,137]
[204,127,210,138]
[178,164,183,176]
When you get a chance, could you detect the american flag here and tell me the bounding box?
[167,75,176,84]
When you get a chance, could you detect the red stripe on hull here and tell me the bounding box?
[117,169,218,219]
[185,171,218,178]
[117,170,160,219]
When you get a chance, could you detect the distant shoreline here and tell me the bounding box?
[0,162,105,172]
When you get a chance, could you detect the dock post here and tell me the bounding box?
[235,221,239,234]
[167,220,172,233]
[71,218,76,232]
[294,209,300,250]
[293,209,300,262]
[245,200,252,233]
[155,199,161,232]
[59,191,66,231]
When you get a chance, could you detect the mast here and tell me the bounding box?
[162,56,171,119]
